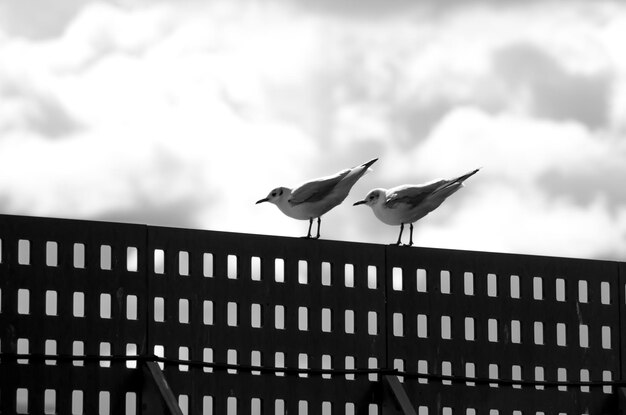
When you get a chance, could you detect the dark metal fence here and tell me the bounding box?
[0,214,624,414]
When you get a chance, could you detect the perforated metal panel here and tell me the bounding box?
[0,213,624,415]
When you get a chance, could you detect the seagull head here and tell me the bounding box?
[353,189,385,207]
[256,187,289,205]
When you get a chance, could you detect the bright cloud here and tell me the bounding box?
[0,0,625,260]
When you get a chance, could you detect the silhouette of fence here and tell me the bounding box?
[0,214,624,414]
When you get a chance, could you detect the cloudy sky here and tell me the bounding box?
[1,0,625,261]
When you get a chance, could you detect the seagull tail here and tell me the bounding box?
[438,168,480,193]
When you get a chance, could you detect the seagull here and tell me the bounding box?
[256,158,378,239]
[353,168,479,246]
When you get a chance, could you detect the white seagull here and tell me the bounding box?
[354,168,479,246]
[256,158,378,239]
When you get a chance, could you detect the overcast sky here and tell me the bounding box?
[1,0,625,261]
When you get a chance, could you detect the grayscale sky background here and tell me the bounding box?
[1,0,625,260]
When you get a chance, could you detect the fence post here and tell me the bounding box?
[141,361,183,415]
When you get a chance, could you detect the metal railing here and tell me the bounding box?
[0,214,624,414]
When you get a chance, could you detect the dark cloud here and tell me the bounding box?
[492,42,613,129]
[539,165,626,210]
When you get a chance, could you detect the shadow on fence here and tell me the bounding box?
[0,213,625,414]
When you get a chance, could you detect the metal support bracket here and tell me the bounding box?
[383,375,417,415]
[142,361,183,415]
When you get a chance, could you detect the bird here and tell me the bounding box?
[256,158,378,239]
[353,168,479,246]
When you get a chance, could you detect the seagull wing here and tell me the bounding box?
[289,169,351,205]
[385,180,447,208]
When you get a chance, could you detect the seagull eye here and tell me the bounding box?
[271,192,276,197]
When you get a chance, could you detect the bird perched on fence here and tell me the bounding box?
[256,158,378,239]
[353,168,479,246]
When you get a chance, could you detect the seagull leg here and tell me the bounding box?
[408,223,414,246]
[304,218,313,238]
[315,217,321,239]
[395,223,404,245]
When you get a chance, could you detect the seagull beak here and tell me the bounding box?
[256,198,269,204]
[353,200,366,206]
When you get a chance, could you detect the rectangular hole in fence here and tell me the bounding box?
[73,243,85,268]
[601,281,610,304]
[465,362,476,386]
[228,397,237,415]
[368,357,378,381]
[393,313,404,337]
[100,342,111,368]
[558,368,568,391]
[416,268,427,292]
[227,255,237,279]
[251,350,262,375]
[227,302,238,327]
[534,321,544,345]
[179,395,188,415]
[322,308,332,333]
[487,273,497,297]
[510,275,520,299]
[442,361,452,385]
[464,272,474,295]
[578,280,588,303]
[345,310,354,334]
[394,358,405,382]
[251,256,261,281]
[441,316,451,339]
[72,390,83,415]
[44,389,56,414]
[322,354,332,379]
[580,369,590,393]
[489,364,499,388]
[512,365,522,389]
[345,356,355,380]
[603,370,613,394]
[275,305,285,330]
[126,392,137,415]
[100,392,111,415]
[73,292,84,317]
[154,249,164,274]
[179,298,189,324]
[299,401,308,414]
[298,353,308,378]
[580,324,589,348]
[298,260,308,284]
[299,307,309,331]
[203,396,213,414]
[179,251,189,276]
[322,261,332,286]
[533,277,543,300]
[345,263,354,287]
[154,297,165,322]
[203,300,213,325]
[72,341,84,367]
[100,245,112,270]
[203,253,213,277]
[535,366,545,390]
[126,343,137,368]
[440,270,451,294]
[275,352,285,377]
[17,338,29,364]
[393,267,403,291]
[18,289,30,315]
[368,265,377,289]
[418,360,428,384]
[16,388,28,414]
[417,314,428,338]
[154,345,164,369]
[488,319,498,342]
[275,258,284,283]
[126,295,138,320]
[602,326,611,349]
[556,278,566,302]
[127,247,138,272]
[252,398,262,414]
[179,346,189,372]
[203,348,213,373]
[511,320,521,343]
[251,303,263,328]
[18,239,30,265]
[368,311,378,335]
[46,241,58,267]
[465,317,475,341]
[322,401,332,414]
[557,323,567,346]
[45,339,57,365]
[100,293,111,319]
